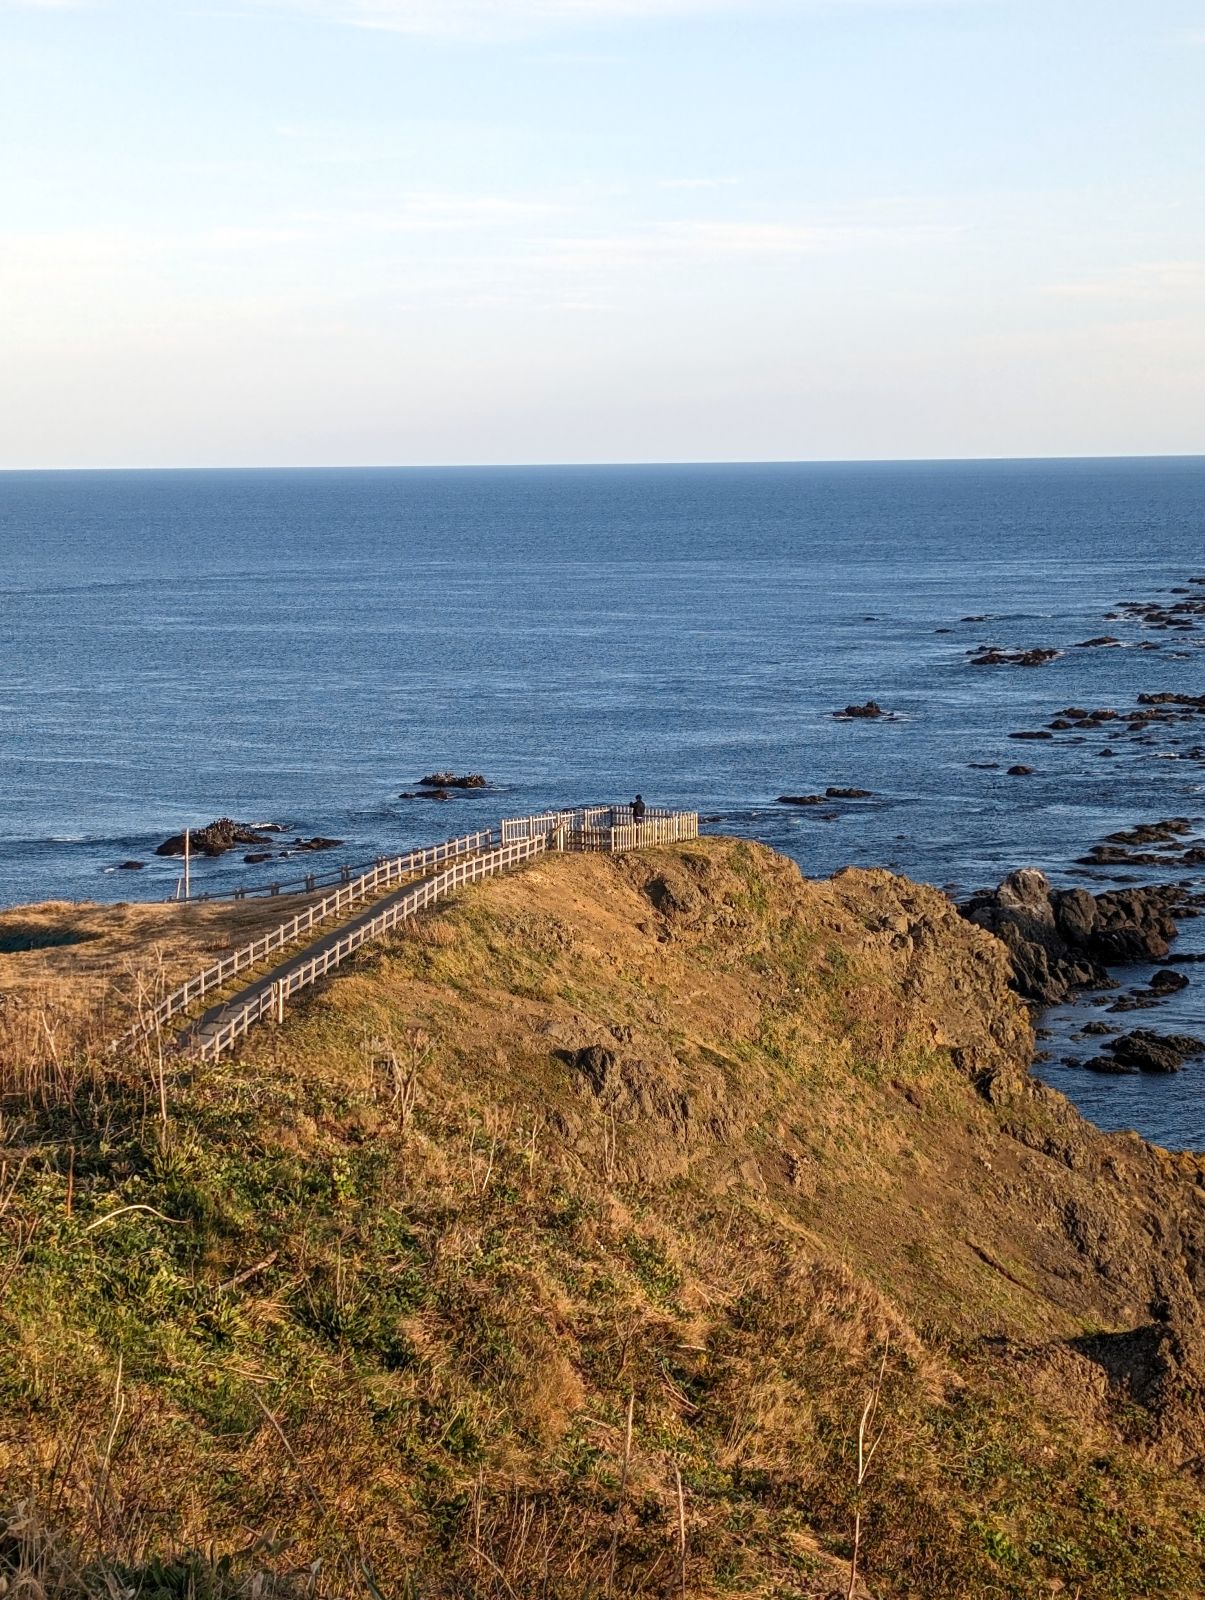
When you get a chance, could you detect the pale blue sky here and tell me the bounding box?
[2,0,1203,466]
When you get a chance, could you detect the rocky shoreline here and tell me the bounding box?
[961,862,1204,1075]
[881,574,1205,1104]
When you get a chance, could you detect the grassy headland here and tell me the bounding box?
[3,839,1205,1597]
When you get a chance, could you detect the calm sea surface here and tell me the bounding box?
[2,460,1203,1143]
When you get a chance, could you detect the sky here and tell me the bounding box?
[1,0,1203,467]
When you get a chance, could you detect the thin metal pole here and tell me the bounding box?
[183,827,191,902]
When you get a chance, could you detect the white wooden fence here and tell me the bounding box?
[560,810,700,853]
[117,805,699,1064]
[499,806,691,846]
[116,827,495,1048]
[189,834,553,1062]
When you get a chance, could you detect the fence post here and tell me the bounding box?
[161,806,695,1064]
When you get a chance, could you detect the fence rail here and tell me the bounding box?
[116,827,497,1048]
[189,835,553,1062]
[499,805,681,843]
[116,805,699,1065]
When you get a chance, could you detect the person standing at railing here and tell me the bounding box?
[631,794,646,843]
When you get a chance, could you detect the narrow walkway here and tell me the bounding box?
[164,806,701,1062]
[180,866,442,1054]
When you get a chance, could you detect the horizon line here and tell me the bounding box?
[3,451,1205,476]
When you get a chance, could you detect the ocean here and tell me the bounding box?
[2,458,1203,1144]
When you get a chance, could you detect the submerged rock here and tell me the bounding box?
[779,786,873,806]
[1106,819,1196,847]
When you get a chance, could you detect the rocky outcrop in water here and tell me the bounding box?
[777,786,874,806]
[1078,817,1205,869]
[1114,596,1205,631]
[961,869,1190,1004]
[832,700,887,719]
[970,646,1061,667]
[1084,1029,1205,1075]
[419,772,487,789]
[155,819,282,858]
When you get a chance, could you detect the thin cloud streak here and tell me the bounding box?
[531,216,964,269]
[245,0,944,39]
[658,176,740,190]
[1042,261,1205,302]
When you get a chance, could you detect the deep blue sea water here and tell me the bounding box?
[2,459,1203,1144]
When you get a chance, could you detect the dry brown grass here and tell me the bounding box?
[2,840,1205,1598]
[0,893,330,1098]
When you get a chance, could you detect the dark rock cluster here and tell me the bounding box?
[962,868,1189,1004]
[969,646,1061,667]
[777,786,874,806]
[997,692,1205,768]
[1079,817,1205,870]
[400,772,488,800]
[155,818,284,858]
[832,700,887,719]
[1111,593,1205,631]
[1105,968,1190,1014]
[154,819,340,863]
[420,772,486,789]
[1082,1029,1205,1075]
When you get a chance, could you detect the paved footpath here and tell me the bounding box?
[181,868,442,1053]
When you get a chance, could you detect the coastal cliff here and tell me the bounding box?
[4,838,1205,1598]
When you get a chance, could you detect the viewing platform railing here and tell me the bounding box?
[190,835,552,1063]
[113,805,700,1063]
[116,828,495,1048]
